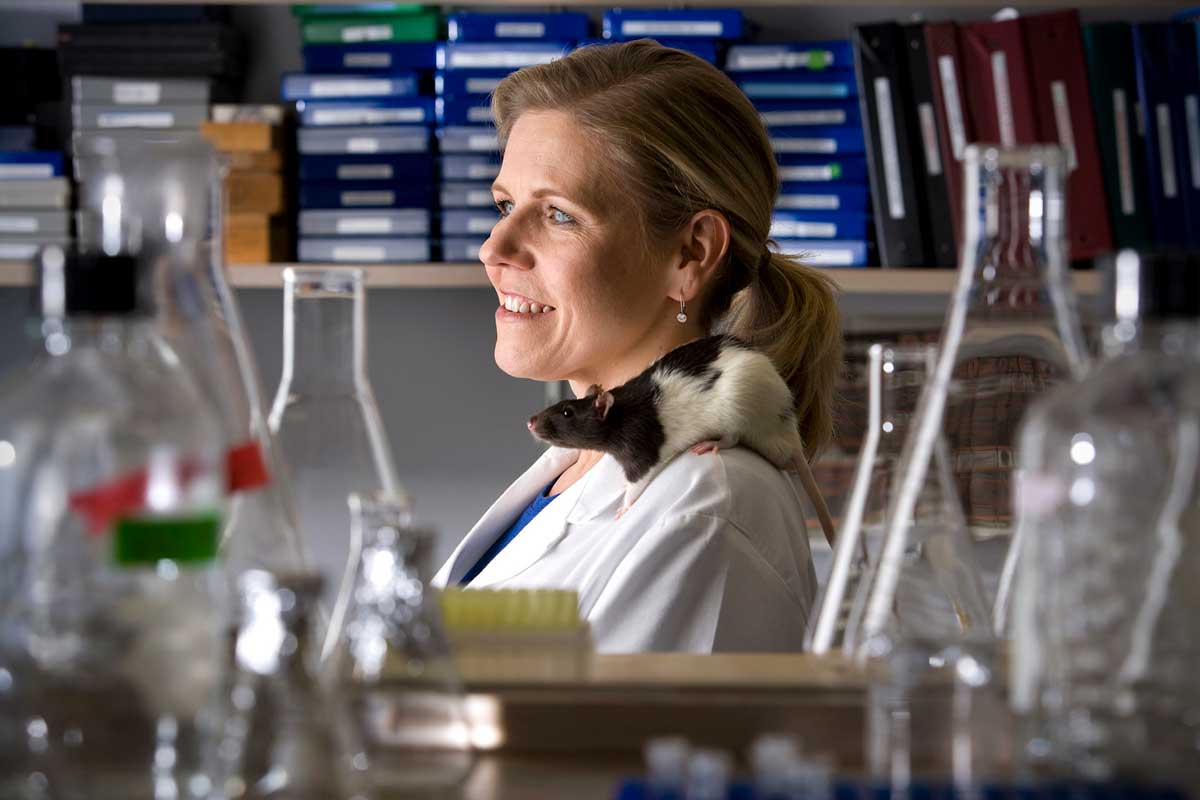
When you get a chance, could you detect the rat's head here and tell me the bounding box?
[527,386,615,449]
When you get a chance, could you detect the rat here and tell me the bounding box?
[527,334,837,547]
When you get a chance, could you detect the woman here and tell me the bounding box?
[433,40,842,653]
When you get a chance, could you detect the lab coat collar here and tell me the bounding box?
[434,447,628,588]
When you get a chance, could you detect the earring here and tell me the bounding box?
[676,298,688,324]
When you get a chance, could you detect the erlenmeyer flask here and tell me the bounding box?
[72,130,307,577]
[226,570,371,800]
[808,343,935,654]
[329,493,473,797]
[268,268,407,607]
[884,145,1090,633]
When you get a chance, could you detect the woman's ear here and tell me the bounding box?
[673,208,731,303]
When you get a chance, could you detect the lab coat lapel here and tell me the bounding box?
[435,446,578,586]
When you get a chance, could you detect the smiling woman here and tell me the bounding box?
[432,40,843,654]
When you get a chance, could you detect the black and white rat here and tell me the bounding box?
[527,334,837,546]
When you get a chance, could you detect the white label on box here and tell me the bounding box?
[779,165,834,182]
[807,247,856,266]
[937,55,967,161]
[338,164,393,180]
[468,217,497,233]
[112,81,162,105]
[347,137,381,154]
[991,51,1016,149]
[777,194,840,210]
[468,244,482,260]
[1113,89,1135,216]
[918,102,943,177]
[466,191,494,206]
[467,163,499,179]
[313,107,423,125]
[337,217,393,235]
[874,77,906,220]
[0,164,53,179]
[342,191,395,206]
[97,111,174,128]
[1050,81,1078,172]
[771,220,837,238]
[770,137,836,154]
[449,50,560,69]
[467,106,493,123]
[468,134,499,151]
[0,216,37,233]
[466,77,503,94]
[495,22,545,38]
[0,242,38,259]
[1186,95,1200,190]
[622,21,723,36]
[311,79,393,98]
[341,24,391,43]
[760,109,846,126]
[1158,104,1178,199]
[345,52,392,69]
[332,244,386,261]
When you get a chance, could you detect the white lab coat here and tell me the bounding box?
[433,445,818,653]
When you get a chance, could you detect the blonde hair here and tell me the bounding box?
[492,40,842,455]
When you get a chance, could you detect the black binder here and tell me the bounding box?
[902,22,956,267]
[853,22,929,267]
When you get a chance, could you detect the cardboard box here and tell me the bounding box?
[225,212,288,264]
[201,120,280,153]
[225,171,283,214]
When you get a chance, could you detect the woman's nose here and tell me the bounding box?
[479,215,531,270]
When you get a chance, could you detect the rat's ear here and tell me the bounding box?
[593,390,614,420]
[585,383,604,398]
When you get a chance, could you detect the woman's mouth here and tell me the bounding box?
[498,293,555,315]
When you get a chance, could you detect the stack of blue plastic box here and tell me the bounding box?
[597,7,745,64]
[0,150,71,262]
[287,39,439,264]
[436,12,586,262]
[724,41,870,267]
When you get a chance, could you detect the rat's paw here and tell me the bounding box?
[690,440,722,456]
[615,505,629,520]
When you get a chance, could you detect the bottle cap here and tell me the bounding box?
[1111,249,1200,323]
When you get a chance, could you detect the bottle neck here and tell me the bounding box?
[280,285,365,395]
[970,162,1069,291]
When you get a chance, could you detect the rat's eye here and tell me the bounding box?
[562,407,574,418]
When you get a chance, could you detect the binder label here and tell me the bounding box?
[468,134,500,151]
[466,78,504,94]
[1050,81,1078,172]
[97,111,173,128]
[337,217,393,234]
[467,163,499,179]
[342,24,392,43]
[468,217,497,233]
[770,137,837,153]
[779,165,838,181]
[918,102,943,176]
[332,244,387,261]
[1186,95,1200,190]
[468,106,493,123]
[311,79,394,97]
[991,52,1016,148]
[937,56,968,161]
[112,81,161,104]
[760,109,846,126]
[1157,104,1178,199]
[467,190,494,206]
[622,21,723,37]
[1112,89,1136,216]
[731,50,835,71]
[0,164,52,180]
[347,137,381,153]
[345,53,391,69]
[449,50,560,69]
[770,220,837,238]
[807,248,855,266]
[337,164,394,180]
[0,216,37,233]
[873,77,906,220]
[495,22,545,38]
[777,194,840,210]
[313,107,424,125]
[467,243,482,260]
[342,191,395,206]
[0,242,37,259]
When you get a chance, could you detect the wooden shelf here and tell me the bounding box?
[0,260,1103,296]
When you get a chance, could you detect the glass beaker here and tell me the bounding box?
[268,268,407,608]
[329,493,473,797]
[72,130,307,577]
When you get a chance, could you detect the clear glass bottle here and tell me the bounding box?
[225,570,372,800]
[329,493,473,796]
[73,130,307,576]
[0,247,229,799]
[886,144,1090,627]
[1010,249,1200,784]
[268,269,406,607]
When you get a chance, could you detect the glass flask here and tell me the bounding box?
[807,343,935,654]
[269,268,406,607]
[885,145,1090,630]
[0,247,229,799]
[73,130,306,576]
[329,493,473,797]
[225,570,372,800]
[1010,250,1200,784]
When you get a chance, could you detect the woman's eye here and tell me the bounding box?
[495,199,514,216]
[550,207,574,225]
